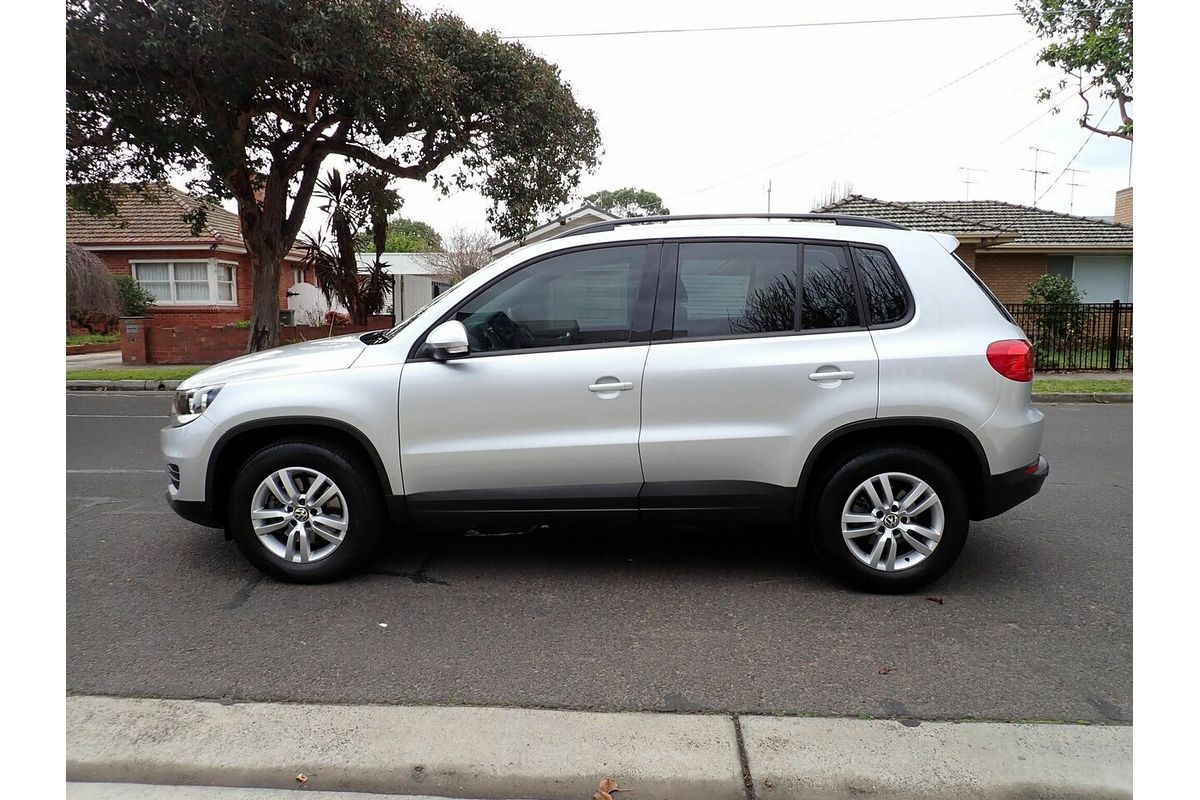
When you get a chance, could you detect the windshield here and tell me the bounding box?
[370,279,472,344]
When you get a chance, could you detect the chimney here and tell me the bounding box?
[1114,187,1133,225]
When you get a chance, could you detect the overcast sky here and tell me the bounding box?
[308,0,1135,241]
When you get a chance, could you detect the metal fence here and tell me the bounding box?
[1004,300,1132,371]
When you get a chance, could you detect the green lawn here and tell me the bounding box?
[67,366,204,381]
[1033,378,1132,394]
[67,332,119,346]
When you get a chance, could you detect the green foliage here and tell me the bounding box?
[1017,0,1132,139]
[66,0,601,350]
[1024,273,1088,349]
[67,332,119,346]
[584,188,670,218]
[1025,273,1084,305]
[355,217,444,252]
[115,274,157,317]
[230,320,252,329]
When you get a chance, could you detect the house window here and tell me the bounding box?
[130,260,238,305]
[1044,255,1132,303]
[293,267,306,286]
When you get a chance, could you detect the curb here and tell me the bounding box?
[67,696,1131,800]
[67,380,181,391]
[1033,392,1132,403]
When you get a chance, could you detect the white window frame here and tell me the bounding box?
[129,258,238,306]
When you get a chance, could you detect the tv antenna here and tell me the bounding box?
[765,179,773,213]
[1022,147,1054,206]
[957,167,987,200]
[1065,168,1089,214]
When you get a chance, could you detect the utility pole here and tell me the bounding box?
[1065,168,1089,214]
[1022,146,1053,207]
[766,179,773,213]
[957,167,987,200]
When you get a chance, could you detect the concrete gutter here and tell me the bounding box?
[67,695,1131,800]
[1032,392,1132,403]
[67,380,181,391]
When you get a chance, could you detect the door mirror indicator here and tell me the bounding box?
[426,320,470,361]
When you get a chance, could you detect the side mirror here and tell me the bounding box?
[426,320,470,361]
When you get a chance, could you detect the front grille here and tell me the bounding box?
[167,463,181,489]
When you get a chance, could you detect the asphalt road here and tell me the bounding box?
[66,393,1131,723]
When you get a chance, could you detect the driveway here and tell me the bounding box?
[66,395,1131,723]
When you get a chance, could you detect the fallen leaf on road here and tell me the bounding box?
[593,792,612,800]
[926,596,944,605]
[295,773,308,783]
[878,665,893,675]
[596,777,631,795]
[378,623,388,628]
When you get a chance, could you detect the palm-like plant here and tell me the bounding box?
[301,169,400,326]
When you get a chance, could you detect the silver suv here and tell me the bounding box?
[162,213,1047,592]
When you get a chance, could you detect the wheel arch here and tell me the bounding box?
[206,417,394,527]
[795,417,991,522]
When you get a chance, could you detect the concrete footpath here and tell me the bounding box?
[67,695,1131,799]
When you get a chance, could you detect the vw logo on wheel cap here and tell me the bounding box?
[293,507,310,522]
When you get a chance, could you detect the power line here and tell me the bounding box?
[1035,98,1117,205]
[500,11,1024,40]
[687,37,1035,196]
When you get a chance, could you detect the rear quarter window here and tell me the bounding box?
[852,247,910,325]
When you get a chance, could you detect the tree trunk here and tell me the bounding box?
[245,247,282,353]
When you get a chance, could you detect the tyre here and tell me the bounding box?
[226,440,384,583]
[810,445,968,593]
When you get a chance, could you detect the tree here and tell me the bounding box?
[584,188,670,218]
[355,216,444,253]
[66,243,121,333]
[67,1,601,352]
[426,228,497,284]
[301,169,397,326]
[1017,0,1132,140]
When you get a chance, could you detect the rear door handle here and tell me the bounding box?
[589,381,634,392]
[809,370,856,381]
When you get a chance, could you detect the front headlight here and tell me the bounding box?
[172,385,223,425]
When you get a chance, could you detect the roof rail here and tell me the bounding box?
[553,212,908,240]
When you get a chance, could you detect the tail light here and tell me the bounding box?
[987,339,1034,382]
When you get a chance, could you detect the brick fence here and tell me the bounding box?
[120,315,395,365]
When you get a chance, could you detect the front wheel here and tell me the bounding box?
[226,441,384,582]
[811,446,968,593]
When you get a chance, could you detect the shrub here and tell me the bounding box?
[324,311,351,327]
[230,320,251,329]
[1023,273,1088,354]
[115,274,157,317]
[1024,273,1085,305]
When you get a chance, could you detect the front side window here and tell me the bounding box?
[800,244,860,329]
[673,242,798,339]
[853,247,908,324]
[453,245,648,354]
[131,260,237,305]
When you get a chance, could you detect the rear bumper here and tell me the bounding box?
[975,455,1049,520]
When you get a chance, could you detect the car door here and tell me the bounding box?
[399,242,660,522]
[638,239,879,522]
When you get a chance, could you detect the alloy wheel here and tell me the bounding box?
[250,467,349,564]
[840,471,944,572]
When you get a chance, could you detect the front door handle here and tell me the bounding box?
[809,370,856,382]
[589,380,634,392]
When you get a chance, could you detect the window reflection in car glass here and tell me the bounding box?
[801,245,860,329]
[675,242,797,338]
[854,247,909,324]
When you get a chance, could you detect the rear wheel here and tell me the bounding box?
[810,446,968,593]
[227,441,384,582]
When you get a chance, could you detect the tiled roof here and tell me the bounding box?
[67,184,243,245]
[817,195,1132,248]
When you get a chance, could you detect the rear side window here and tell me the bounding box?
[800,244,860,330]
[853,247,909,325]
[673,242,798,338]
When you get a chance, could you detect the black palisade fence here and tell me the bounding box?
[1004,300,1133,371]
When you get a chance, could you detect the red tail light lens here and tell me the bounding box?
[987,339,1034,382]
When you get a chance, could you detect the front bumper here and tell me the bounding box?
[166,486,222,528]
[975,455,1049,520]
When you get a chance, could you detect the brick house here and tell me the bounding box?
[817,194,1133,304]
[67,185,310,328]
